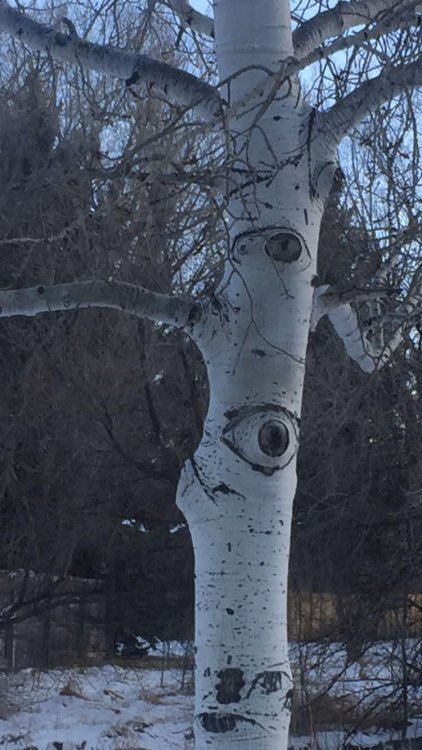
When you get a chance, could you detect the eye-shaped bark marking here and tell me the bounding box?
[231,227,309,269]
[222,405,298,474]
[265,232,302,262]
[258,420,289,457]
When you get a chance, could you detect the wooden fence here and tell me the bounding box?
[288,589,422,642]
[0,573,105,669]
[1,573,422,670]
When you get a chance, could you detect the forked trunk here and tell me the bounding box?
[177,1,337,747]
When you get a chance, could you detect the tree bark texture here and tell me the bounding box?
[177,0,338,747]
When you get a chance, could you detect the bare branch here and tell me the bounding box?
[293,0,418,59]
[326,301,401,372]
[310,283,400,331]
[0,0,222,120]
[165,0,214,38]
[313,264,422,372]
[223,3,419,128]
[293,5,418,77]
[321,59,422,142]
[0,280,200,330]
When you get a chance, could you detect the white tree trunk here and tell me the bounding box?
[4,0,416,747]
[177,1,337,747]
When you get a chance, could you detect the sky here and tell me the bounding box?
[191,0,211,12]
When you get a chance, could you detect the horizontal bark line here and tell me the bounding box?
[0,279,198,329]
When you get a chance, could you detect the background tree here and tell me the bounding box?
[0,30,213,643]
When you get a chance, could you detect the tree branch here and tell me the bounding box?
[312,265,422,372]
[0,0,222,120]
[166,0,214,38]
[0,280,201,330]
[310,283,400,331]
[292,5,418,79]
[293,0,418,59]
[325,301,399,372]
[321,59,422,141]
[224,2,419,128]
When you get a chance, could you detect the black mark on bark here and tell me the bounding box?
[247,670,287,698]
[250,461,278,476]
[126,70,140,86]
[189,458,218,505]
[224,407,240,420]
[265,233,302,263]
[216,668,245,704]
[284,688,294,711]
[199,712,236,733]
[54,33,69,47]
[199,712,257,734]
[258,421,289,457]
[212,483,237,495]
[188,303,201,323]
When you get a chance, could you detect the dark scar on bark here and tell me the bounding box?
[284,688,294,711]
[125,71,140,86]
[246,670,286,698]
[212,483,237,495]
[216,668,245,704]
[199,712,257,733]
[188,303,201,323]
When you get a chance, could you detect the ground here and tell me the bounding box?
[1,642,422,749]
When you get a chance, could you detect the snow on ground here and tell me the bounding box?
[1,641,422,749]
[0,664,194,749]
[291,638,422,714]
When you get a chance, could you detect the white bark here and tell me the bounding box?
[322,60,422,140]
[0,280,198,329]
[166,0,214,37]
[293,0,418,58]
[293,5,419,77]
[326,302,402,371]
[0,0,221,119]
[313,263,422,372]
[174,2,339,747]
[225,0,421,128]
